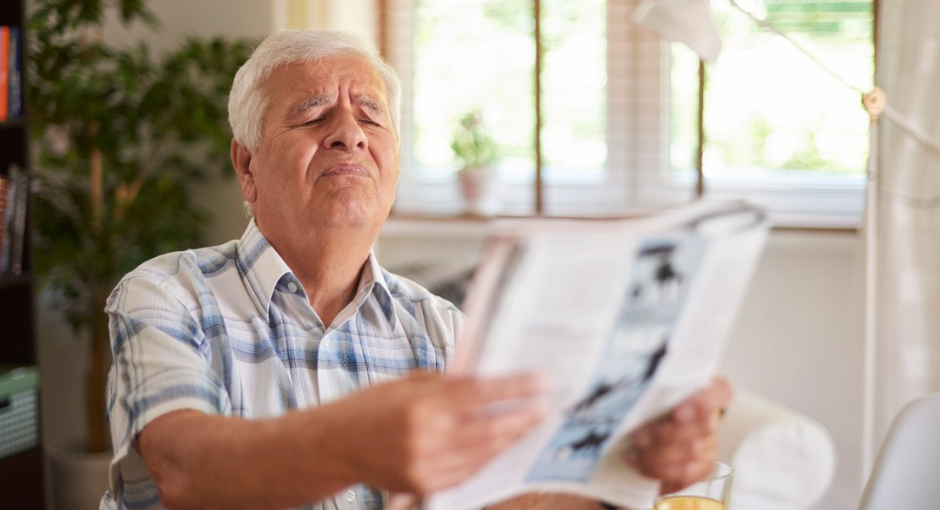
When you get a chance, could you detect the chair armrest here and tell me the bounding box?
[717,389,836,510]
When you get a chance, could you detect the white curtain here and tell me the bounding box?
[869,0,940,458]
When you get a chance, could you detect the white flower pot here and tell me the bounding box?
[47,440,112,510]
[457,167,501,216]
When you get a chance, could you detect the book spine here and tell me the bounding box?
[0,173,8,267]
[8,27,21,119]
[0,26,8,122]
[0,166,17,273]
[8,168,28,275]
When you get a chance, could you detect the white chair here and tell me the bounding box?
[717,389,837,510]
[857,393,940,510]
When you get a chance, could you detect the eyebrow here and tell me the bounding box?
[289,94,387,121]
[353,94,386,118]
[355,95,385,115]
[290,95,332,117]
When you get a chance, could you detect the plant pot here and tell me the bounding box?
[457,167,501,216]
[47,439,112,510]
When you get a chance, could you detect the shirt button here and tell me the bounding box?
[345,490,356,502]
[322,339,330,348]
[287,282,298,293]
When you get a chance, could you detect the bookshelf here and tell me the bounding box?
[0,0,44,509]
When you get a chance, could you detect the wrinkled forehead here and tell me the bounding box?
[263,55,388,106]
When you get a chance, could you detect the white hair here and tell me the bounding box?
[228,30,402,150]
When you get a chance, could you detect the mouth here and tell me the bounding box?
[321,164,370,178]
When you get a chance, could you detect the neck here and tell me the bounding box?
[260,221,380,328]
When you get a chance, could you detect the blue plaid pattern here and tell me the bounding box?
[100,220,463,510]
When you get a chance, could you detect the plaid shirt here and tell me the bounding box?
[101,220,462,510]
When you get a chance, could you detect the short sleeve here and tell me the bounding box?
[105,273,232,503]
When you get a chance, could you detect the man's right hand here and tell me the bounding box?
[323,371,549,495]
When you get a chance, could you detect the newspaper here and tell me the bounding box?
[426,201,769,510]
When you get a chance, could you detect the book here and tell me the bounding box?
[0,26,8,122]
[8,27,21,119]
[0,173,7,262]
[0,165,26,275]
[0,168,14,273]
[427,201,769,510]
[7,167,28,275]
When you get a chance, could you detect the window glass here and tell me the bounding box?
[413,0,535,182]
[411,0,608,184]
[671,0,874,180]
[541,0,607,182]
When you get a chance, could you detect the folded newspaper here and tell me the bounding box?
[427,201,769,510]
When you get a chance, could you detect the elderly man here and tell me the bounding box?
[103,30,731,510]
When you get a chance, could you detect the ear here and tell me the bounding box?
[231,139,258,204]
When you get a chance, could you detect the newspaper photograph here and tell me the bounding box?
[427,201,769,510]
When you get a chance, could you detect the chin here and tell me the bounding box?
[319,202,383,230]
[311,186,394,229]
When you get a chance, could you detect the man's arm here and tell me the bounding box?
[138,371,547,510]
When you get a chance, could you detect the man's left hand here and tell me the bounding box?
[625,377,734,494]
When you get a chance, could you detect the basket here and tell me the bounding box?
[0,365,40,459]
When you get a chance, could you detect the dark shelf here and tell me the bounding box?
[0,447,44,510]
[0,13,23,28]
[0,3,42,507]
[0,127,28,167]
[0,119,27,130]
[0,274,32,290]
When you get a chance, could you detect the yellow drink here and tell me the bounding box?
[655,496,725,510]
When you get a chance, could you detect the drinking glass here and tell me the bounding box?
[654,461,733,510]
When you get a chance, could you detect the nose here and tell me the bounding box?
[323,107,367,151]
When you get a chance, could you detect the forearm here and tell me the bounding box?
[490,493,615,510]
[139,408,355,510]
[135,372,548,510]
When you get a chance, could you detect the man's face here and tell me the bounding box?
[239,55,398,240]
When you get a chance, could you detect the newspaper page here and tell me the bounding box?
[426,201,769,510]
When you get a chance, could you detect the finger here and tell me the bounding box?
[399,399,546,492]
[454,372,551,407]
[633,411,721,448]
[439,373,550,420]
[632,437,717,482]
[629,435,715,468]
[672,377,733,424]
[659,458,717,495]
[451,397,547,449]
[387,493,419,510]
[427,403,548,487]
[651,457,715,492]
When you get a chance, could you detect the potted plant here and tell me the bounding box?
[28,1,252,507]
[451,109,501,216]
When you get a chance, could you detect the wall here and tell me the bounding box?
[721,231,865,510]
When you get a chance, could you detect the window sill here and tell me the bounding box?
[392,170,866,229]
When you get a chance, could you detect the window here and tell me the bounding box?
[383,0,874,226]
[673,0,874,226]
[386,0,671,216]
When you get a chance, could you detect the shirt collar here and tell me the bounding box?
[235,219,292,320]
[364,249,391,299]
[337,250,394,327]
[235,219,393,323]
[366,251,398,327]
